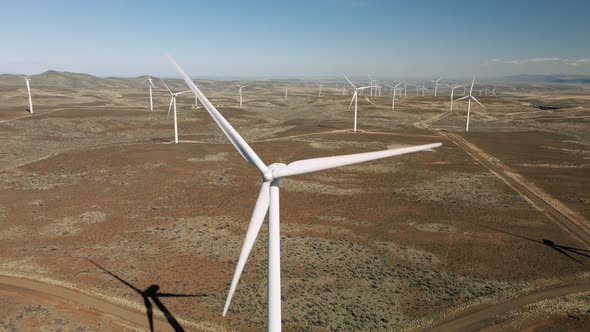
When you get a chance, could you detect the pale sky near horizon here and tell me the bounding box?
[1,0,589,78]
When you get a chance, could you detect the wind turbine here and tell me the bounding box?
[318,83,323,97]
[431,78,442,97]
[385,81,404,111]
[19,75,33,114]
[490,87,497,96]
[384,83,399,111]
[235,83,248,108]
[455,79,483,132]
[445,83,464,111]
[168,56,442,332]
[146,76,156,111]
[368,75,376,98]
[161,79,191,144]
[421,82,430,96]
[344,75,373,132]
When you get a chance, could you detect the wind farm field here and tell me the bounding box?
[1,73,590,331]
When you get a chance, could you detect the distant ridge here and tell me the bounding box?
[504,74,590,84]
[0,71,192,89]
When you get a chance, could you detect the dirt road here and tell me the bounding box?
[425,280,590,331]
[414,109,590,246]
[0,275,216,332]
[438,130,590,247]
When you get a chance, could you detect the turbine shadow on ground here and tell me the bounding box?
[470,223,590,264]
[88,259,207,332]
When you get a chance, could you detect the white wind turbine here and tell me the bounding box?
[146,76,156,111]
[235,83,248,108]
[421,82,430,96]
[368,75,376,97]
[318,83,323,97]
[344,75,373,132]
[161,79,191,144]
[19,75,34,114]
[404,82,416,96]
[385,81,403,111]
[445,83,464,111]
[455,78,483,132]
[168,56,442,332]
[431,78,442,97]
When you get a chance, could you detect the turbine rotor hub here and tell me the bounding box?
[264,163,287,181]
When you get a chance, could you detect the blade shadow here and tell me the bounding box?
[88,259,207,332]
[470,223,590,265]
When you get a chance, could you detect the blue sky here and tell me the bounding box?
[1,0,589,78]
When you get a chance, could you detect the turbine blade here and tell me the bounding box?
[455,96,470,102]
[223,181,271,316]
[160,79,173,94]
[168,55,268,174]
[471,96,484,106]
[343,74,357,89]
[168,97,174,118]
[348,92,356,110]
[469,78,475,95]
[274,143,442,178]
[176,90,192,96]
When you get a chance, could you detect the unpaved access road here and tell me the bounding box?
[438,130,590,247]
[0,275,210,332]
[425,280,590,331]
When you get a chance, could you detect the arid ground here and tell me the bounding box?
[0,72,589,331]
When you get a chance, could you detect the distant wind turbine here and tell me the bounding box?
[431,78,442,97]
[168,55,442,332]
[344,75,373,132]
[455,79,483,132]
[161,79,191,144]
[385,81,403,111]
[421,82,430,96]
[19,75,33,114]
[318,83,323,97]
[235,83,248,108]
[445,83,464,111]
[146,76,156,111]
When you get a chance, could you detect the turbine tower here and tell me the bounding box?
[235,83,248,108]
[455,79,483,132]
[146,76,156,111]
[19,75,33,114]
[168,55,442,332]
[344,74,372,132]
[161,79,191,144]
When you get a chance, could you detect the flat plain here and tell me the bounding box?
[0,72,589,331]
